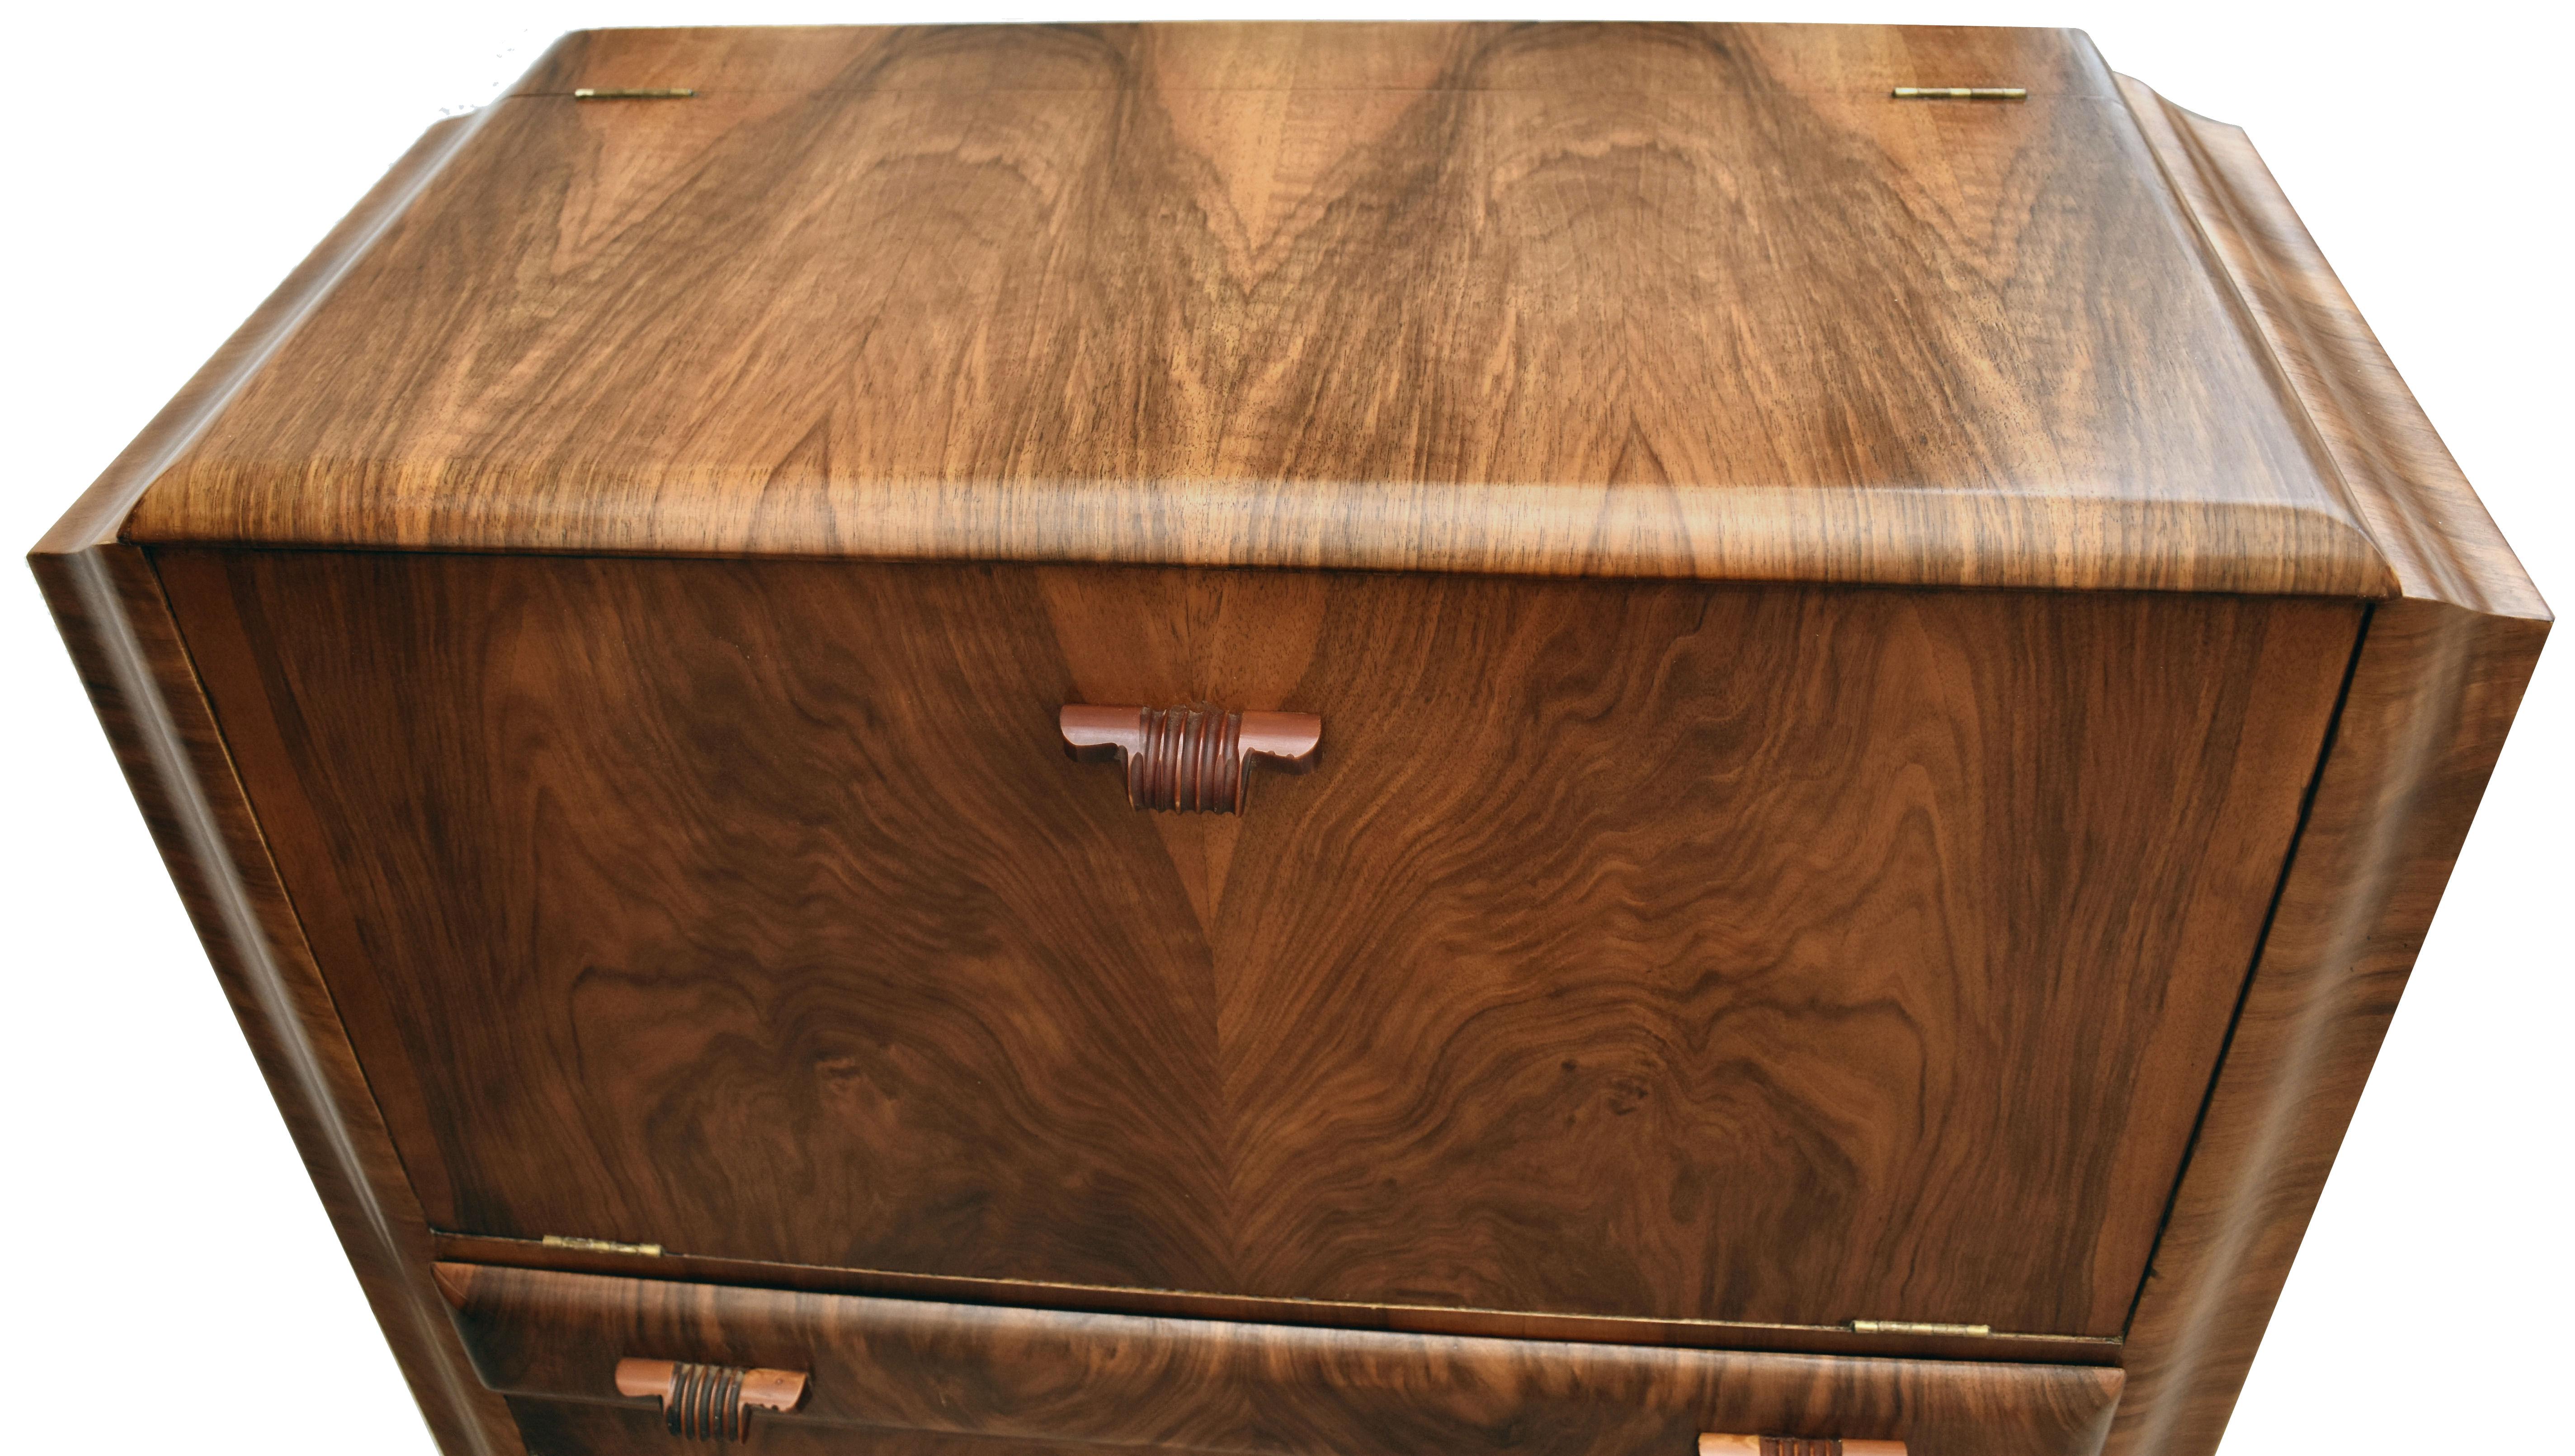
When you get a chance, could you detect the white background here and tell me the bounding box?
[3,3,2563,1452]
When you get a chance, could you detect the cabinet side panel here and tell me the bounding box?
[26,543,521,1456]
[2111,599,2547,1456]
[2109,65,2552,1456]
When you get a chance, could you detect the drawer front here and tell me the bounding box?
[439,1263,2122,1456]
[503,1405,1115,1456]
[164,551,2358,1337]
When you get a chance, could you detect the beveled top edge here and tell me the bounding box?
[512,21,2125,98]
[117,471,2398,598]
[2114,75,2545,621]
[34,111,501,563]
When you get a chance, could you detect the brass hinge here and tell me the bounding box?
[541,1233,665,1256]
[571,87,696,100]
[1891,87,2027,101]
[1848,1318,1994,1337]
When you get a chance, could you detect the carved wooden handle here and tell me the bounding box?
[1061,704,1321,813]
[615,1358,808,1442]
[1698,1438,1906,1456]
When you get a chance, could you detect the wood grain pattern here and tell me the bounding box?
[29,25,2553,1456]
[2097,85,2551,1456]
[501,1405,1138,1456]
[159,548,2358,1340]
[430,1229,2122,1367]
[2115,77,2542,621]
[438,1263,2124,1456]
[24,110,525,1456]
[507,22,2123,100]
[26,547,521,1456]
[120,23,2389,596]
[2112,602,2544,1456]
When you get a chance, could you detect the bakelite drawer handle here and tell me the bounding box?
[1061,704,1321,814]
[1700,1438,1907,1456]
[615,1357,808,1442]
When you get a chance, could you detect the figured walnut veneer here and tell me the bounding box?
[440,1263,2115,1456]
[160,550,2353,1341]
[121,23,2390,596]
[30,20,2547,1456]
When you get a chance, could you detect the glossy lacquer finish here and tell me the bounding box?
[160,548,2354,1340]
[28,21,2549,1456]
[123,23,2388,596]
[438,1263,2121,1456]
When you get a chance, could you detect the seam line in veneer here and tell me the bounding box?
[2119,597,2375,1336]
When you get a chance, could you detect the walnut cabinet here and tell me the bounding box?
[33,23,2545,1456]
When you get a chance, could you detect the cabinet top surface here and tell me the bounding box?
[94,22,2521,599]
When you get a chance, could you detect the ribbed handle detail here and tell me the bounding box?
[615,1358,808,1442]
[1698,1437,1907,1456]
[666,1363,744,1441]
[1132,706,1243,812]
[1061,704,1321,814]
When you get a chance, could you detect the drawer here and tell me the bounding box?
[437,1263,2123,1456]
[166,551,2358,1338]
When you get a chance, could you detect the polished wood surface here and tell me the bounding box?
[120,23,2390,597]
[24,112,522,1456]
[438,1263,2124,1456]
[2114,79,2542,621]
[2110,604,2548,1450]
[2097,87,2551,1456]
[432,1230,2122,1367]
[27,546,516,1456]
[160,548,2356,1339]
[28,23,2551,1456]
[502,1407,1174,1456]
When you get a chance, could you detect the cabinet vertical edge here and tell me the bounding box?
[24,81,539,1456]
[25,543,523,1456]
[2109,74,2551,1456]
[2113,598,2547,1456]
